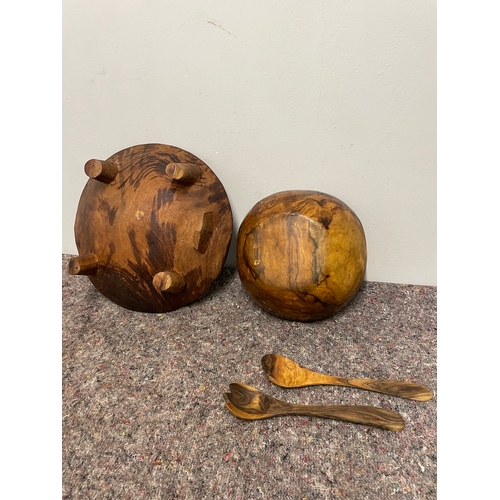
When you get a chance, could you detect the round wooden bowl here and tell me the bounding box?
[237,190,367,322]
[68,143,233,313]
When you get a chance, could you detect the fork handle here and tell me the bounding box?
[284,404,405,432]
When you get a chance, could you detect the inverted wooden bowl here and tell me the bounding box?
[237,190,367,322]
[68,143,233,313]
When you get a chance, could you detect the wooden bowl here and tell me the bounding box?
[68,143,233,313]
[237,190,367,322]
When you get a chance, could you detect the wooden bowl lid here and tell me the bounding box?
[68,143,233,313]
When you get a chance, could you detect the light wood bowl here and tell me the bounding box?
[237,190,366,322]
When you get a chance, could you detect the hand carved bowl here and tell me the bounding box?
[68,143,233,313]
[236,190,367,322]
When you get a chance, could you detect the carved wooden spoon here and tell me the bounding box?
[223,383,405,431]
[262,353,433,401]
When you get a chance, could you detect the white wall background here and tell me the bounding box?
[62,0,436,285]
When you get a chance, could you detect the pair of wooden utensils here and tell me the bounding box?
[224,354,433,432]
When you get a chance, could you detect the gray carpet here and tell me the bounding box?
[62,255,437,499]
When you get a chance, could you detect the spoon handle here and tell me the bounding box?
[284,403,405,432]
[317,375,433,401]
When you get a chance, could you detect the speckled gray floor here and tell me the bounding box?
[62,255,436,499]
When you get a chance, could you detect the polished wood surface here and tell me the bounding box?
[237,190,367,321]
[262,354,433,401]
[69,143,233,313]
[223,383,405,431]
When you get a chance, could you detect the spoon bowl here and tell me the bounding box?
[223,383,405,431]
[262,354,433,401]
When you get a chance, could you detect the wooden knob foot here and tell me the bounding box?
[153,271,186,293]
[67,254,99,275]
[165,162,202,185]
[84,159,118,182]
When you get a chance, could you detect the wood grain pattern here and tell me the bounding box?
[223,383,405,432]
[69,143,233,313]
[237,190,367,321]
[262,354,433,401]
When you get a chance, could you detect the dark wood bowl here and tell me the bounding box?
[68,143,233,313]
[237,190,366,322]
